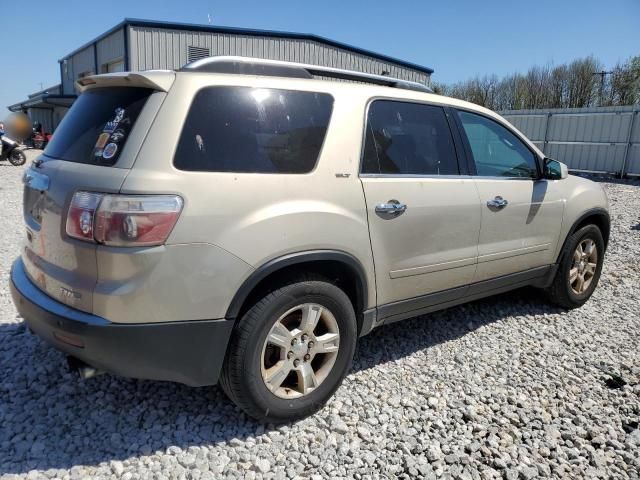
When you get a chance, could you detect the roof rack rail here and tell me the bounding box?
[180,56,433,94]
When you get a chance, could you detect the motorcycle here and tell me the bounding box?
[31,131,52,150]
[0,135,27,166]
[30,122,52,150]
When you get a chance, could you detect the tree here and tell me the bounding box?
[566,56,601,108]
[436,54,639,110]
[609,56,640,106]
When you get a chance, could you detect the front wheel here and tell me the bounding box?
[8,149,26,166]
[220,278,357,423]
[545,224,605,308]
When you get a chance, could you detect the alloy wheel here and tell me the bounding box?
[569,238,598,294]
[260,303,340,399]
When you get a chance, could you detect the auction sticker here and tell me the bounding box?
[95,133,110,149]
[102,143,118,160]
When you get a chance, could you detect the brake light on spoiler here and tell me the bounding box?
[66,192,183,247]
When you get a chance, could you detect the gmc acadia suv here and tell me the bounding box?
[10,57,609,422]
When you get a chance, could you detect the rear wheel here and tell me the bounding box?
[9,149,26,166]
[546,225,604,308]
[220,278,357,423]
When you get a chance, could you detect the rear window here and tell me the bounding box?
[44,87,152,166]
[174,87,333,173]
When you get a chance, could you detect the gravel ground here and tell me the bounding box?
[1,150,639,479]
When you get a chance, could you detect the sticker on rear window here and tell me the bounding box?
[109,129,126,143]
[102,107,126,133]
[95,133,110,149]
[102,143,118,160]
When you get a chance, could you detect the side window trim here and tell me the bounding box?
[449,106,477,176]
[358,97,467,177]
[452,107,543,179]
[443,106,470,176]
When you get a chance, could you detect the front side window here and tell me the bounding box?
[362,100,459,175]
[457,110,538,178]
[174,87,333,173]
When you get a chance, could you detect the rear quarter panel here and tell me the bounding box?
[120,74,377,314]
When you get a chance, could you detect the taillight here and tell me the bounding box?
[66,192,102,241]
[66,192,183,247]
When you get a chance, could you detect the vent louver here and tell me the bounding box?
[187,46,211,63]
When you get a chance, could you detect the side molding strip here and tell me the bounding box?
[374,265,555,327]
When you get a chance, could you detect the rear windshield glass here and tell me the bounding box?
[44,87,152,166]
[174,86,333,173]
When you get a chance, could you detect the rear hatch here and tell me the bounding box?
[22,82,167,313]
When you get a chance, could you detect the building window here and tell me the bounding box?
[187,46,211,63]
[102,59,125,73]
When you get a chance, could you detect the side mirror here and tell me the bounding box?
[543,157,568,180]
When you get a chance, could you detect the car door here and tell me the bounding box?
[359,99,482,320]
[454,109,565,282]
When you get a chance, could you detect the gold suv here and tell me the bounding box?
[11,57,609,422]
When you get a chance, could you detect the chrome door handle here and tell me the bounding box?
[375,200,407,215]
[486,196,508,209]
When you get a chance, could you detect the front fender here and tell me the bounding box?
[553,176,610,261]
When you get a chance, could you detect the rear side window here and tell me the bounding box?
[362,100,459,175]
[45,87,152,166]
[174,87,333,173]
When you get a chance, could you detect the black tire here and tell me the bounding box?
[545,224,605,309]
[8,150,26,166]
[220,278,357,423]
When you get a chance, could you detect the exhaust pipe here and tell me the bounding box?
[67,356,105,380]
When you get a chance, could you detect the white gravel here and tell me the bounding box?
[1,150,639,479]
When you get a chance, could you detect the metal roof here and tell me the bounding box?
[58,18,434,75]
[8,94,76,112]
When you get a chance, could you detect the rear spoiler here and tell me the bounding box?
[76,70,176,93]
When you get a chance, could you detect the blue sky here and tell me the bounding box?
[1,0,638,115]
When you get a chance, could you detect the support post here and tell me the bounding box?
[620,110,638,178]
[542,112,552,155]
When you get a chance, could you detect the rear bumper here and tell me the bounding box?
[9,258,234,386]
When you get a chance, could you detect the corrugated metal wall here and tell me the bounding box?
[127,26,430,85]
[72,46,94,79]
[97,28,125,72]
[62,46,94,94]
[62,29,125,94]
[27,108,53,133]
[501,106,640,176]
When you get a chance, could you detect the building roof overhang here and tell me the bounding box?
[9,94,77,112]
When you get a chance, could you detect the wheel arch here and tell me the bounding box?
[226,250,370,333]
[557,207,610,263]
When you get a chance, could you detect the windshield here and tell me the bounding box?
[44,87,152,166]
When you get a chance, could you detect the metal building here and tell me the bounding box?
[9,18,433,133]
